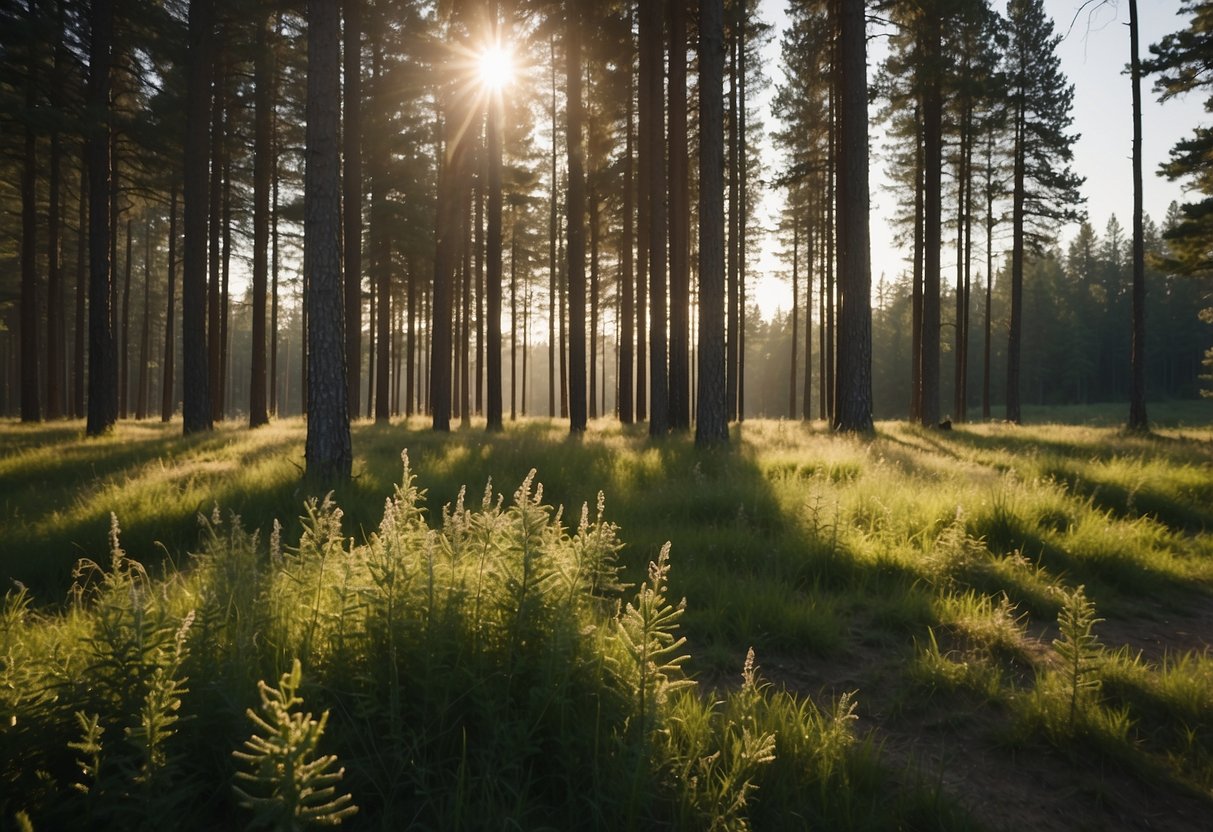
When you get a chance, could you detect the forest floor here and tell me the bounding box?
[2,400,1212,830]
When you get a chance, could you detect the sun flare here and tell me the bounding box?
[478,43,515,91]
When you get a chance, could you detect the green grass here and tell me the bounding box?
[1,405,1211,829]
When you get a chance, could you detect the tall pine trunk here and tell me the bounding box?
[696,0,727,447]
[182,0,212,435]
[250,9,271,428]
[485,6,505,431]
[833,0,873,432]
[46,7,65,420]
[619,13,635,424]
[20,0,40,423]
[565,3,588,432]
[73,154,87,419]
[135,216,151,420]
[1128,0,1148,431]
[1007,103,1026,424]
[343,0,362,416]
[86,0,117,436]
[643,0,668,437]
[207,51,223,424]
[668,0,690,430]
[162,185,177,421]
[920,19,942,428]
[304,0,352,481]
[726,14,739,422]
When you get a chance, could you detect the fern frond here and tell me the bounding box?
[232,659,358,830]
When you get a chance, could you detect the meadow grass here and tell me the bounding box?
[1,405,1211,829]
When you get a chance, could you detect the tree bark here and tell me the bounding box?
[833,0,873,432]
[668,0,690,430]
[305,0,352,481]
[74,152,87,419]
[250,9,271,428]
[86,0,117,436]
[136,215,151,420]
[619,12,635,424]
[371,40,392,423]
[726,13,739,422]
[696,0,727,447]
[120,218,132,419]
[162,185,177,421]
[790,214,799,420]
[566,2,588,432]
[486,14,505,431]
[46,4,65,420]
[643,0,668,437]
[1007,101,1025,424]
[344,0,362,416]
[207,49,223,424]
[182,0,212,435]
[21,0,40,423]
[1128,0,1148,431]
[921,18,942,428]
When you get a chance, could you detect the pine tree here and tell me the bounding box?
[1146,0,1213,397]
[833,0,873,432]
[1004,0,1084,423]
[304,0,352,481]
[696,0,728,447]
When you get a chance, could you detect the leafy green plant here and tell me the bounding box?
[232,658,357,830]
[614,543,695,732]
[1053,584,1104,729]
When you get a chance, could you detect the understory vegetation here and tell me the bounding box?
[1,408,1211,829]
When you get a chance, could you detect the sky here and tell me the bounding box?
[748,0,1209,318]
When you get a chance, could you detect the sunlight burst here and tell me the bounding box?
[478,43,515,91]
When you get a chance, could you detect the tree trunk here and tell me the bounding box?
[220,154,232,418]
[668,0,690,430]
[790,214,799,420]
[270,18,281,417]
[486,15,505,431]
[371,40,392,423]
[207,51,223,424]
[20,0,40,423]
[305,0,352,481]
[162,185,178,421]
[548,34,558,419]
[86,0,117,436]
[566,3,588,432]
[47,8,65,420]
[921,19,942,428]
[726,14,739,422]
[619,11,635,424]
[512,206,521,414]
[1006,102,1025,424]
[74,153,87,419]
[833,0,873,432]
[250,9,271,428]
[982,130,993,420]
[1128,0,1148,431]
[911,103,923,422]
[182,0,212,435]
[344,0,362,416]
[120,218,132,420]
[136,215,151,420]
[459,186,471,427]
[589,183,599,420]
[643,0,668,437]
[803,201,813,420]
[696,0,727,447]
[738,11,748,423]
[406,256,415,415]
[635,6,647,425]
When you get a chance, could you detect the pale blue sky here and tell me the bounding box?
[751,0,1208,315]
